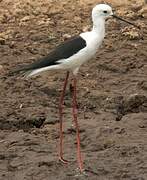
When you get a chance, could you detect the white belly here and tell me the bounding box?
[58,32,103,71]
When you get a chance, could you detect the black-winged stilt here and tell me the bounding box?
[12,4,138,172]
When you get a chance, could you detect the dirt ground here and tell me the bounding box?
[0,0,147,179]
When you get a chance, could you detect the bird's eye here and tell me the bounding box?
[103,11,107,14]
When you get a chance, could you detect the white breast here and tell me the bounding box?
[58,31,104,73]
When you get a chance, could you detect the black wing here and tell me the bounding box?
[14,36,86,73]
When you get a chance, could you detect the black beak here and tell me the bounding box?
[112,14,140,29]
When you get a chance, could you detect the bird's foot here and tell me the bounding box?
[59,156,69,164]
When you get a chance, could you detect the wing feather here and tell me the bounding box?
[13,36,86,73]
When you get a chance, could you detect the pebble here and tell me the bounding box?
[0,37,5,45]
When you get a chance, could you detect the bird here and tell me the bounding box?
[12,4,138,173]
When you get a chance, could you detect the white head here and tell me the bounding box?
[92,4,138,29]
[92,4,113,22]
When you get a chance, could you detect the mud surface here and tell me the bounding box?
[0,0,147,179]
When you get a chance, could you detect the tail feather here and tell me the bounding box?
[7,66,34,78]
[7,61,61,78]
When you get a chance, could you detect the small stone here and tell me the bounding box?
[83,25,90,32]
[63,34,72,40]
[19,104,23,109]
[0,37,5,45]
[9,41,15,48]
[18,129,24,133]
[74,16,81,21]
[20,16,31,22]
[138,124,146,128]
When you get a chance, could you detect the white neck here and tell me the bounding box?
[92,17,105,38]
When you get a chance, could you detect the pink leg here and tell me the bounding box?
[59,71,69,163]
[72,77,84,172]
